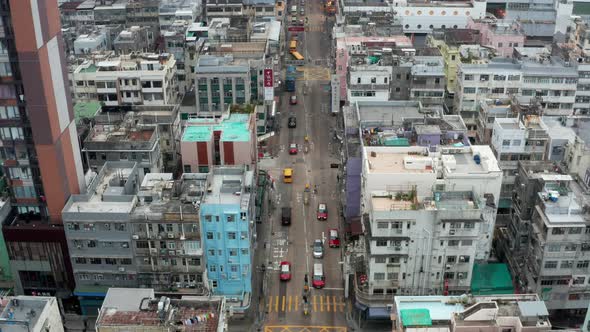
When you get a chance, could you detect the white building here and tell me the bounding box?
[357,145,502,307]
[340,0,486,33]
[348,66,392,102]
[72,52,178,106]
[73,31,108,55]
[456,57,579,117]
[0,296,64,332]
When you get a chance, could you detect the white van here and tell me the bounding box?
[312,263,325,288]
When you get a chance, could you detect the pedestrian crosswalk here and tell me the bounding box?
[303,66,331,81]
[305,25,325,32]
[267,295,349,313]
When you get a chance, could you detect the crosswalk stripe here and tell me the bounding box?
[267,295,347,313]
[313,295,317,312]
[325,295,330,312]
[288,295,292,312]
[275,295,279,313]
[333,296,337,312]
[320,295,324,312]
[282,296,286,312]
[295,295,299,311]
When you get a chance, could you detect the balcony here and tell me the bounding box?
[354,273,394,306]
[349,83,389,91]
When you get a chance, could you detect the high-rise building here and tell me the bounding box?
[0,0,85,296]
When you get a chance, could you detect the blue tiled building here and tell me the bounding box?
[200,167,255,307]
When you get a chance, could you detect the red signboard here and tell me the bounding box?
[264,68,273,88]
[288,26,305,32]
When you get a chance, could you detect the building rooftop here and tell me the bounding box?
[63,162,139,215]
[431,29,481,46]
[0,296,60,332]
[75,52,175,74]
[182,113,252,142]
[74,101,102,122]
[97,288,225,331]
[364,145,500,175]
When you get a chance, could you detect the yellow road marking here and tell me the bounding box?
[339,298,345,312]
[288,295,292,312]
[295,296,299,311]
[282,295,286,312]
[333,296,337,312]
[267,296,272,313]
[312,295,317,312]
[325,295,330,312]
[275,295,279,313]
[320,295,324,312]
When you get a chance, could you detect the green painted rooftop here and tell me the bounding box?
[471,263,514,295]
[79,64,98,73]
[74,101,101,121]
[183,113,251,142]
[400,309,432,326]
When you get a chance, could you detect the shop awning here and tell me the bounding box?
[368,307,391,319]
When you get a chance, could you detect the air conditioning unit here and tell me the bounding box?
[457,272,464,279]
[459,256,467,262]
[168,233,175,239]
[118,267,125,272]
[386,304,394,311]
[132,235,139,240]
[394,246,401,251]
[449,229,456,235]
[446,264,452,270]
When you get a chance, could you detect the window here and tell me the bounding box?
[577,260,589,269]
[502,140,511,146]
[444,272,455,279]
[209,265,217,272]
[552,227,565,235]
[508,75,520,81]
[228,232,236,240]
[448,240,460,246]
[377,222,389,229]
[564,244,577,252]
[561,260,573,268]
[206,232,214,240]
[229,249,238,256]
[227,215,235,222]
[464,222,474,229]
[464,74,474,81]
[463,87,476,94]
[376,240,388,247]
[208,249,215,256]
[241,248,249,255]
[569,227,582,234]
[90,258,102,264]
[105,258,117,265]
[374,273,385,280]
[447,256,457,264]
[544,261,557,269]
[492,88,505,94]
[387,272,398,280]
[493,75,506,81]
[462,240,473,246]
[75,258,87,264]
[87,240,97,248]
[375,257,386,263]
[547,244,560,252]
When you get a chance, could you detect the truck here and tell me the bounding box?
[286,65,296,92]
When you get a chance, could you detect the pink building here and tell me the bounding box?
[467,18,525,57]
[180,113,257,173]
[335,35,412,103]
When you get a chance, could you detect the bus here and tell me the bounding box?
[289,40,297,52]
[290,51,304,60]
[283,168,293,183]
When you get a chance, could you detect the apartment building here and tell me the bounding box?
[82,121,162,176]
[201,167,255,310]
[354,145,502,317]
[74,31,108,55]
[497,161,590,315]
[193,43,266,116]
[491,114,549,215]
[62,162,141,314]
[181,113,257,172]
[205,0,244,18]
[456,57,579,129]
[159,0,200,31]
[475,99,517,144]
[94,0,128,26]
[113,26,157,54]
[467,18,526,57]
[348,66,392,102]
[391,294,553,332]
[0,296,65,332]
[126,0,160,30]
[131,173,206,294]
[96,289,227,332]
[72,52,178,106]
[1,0,86,298]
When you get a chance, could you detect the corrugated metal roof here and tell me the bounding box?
[471,263,514,295]
[401,309,432,327]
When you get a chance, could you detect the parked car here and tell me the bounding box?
[313,239,324,258]
[280,261,292,281]
[328,228,340,248]
[288,116,296,128]
[317,203,328,220]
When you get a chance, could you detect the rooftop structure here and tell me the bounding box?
[392,294,552,331]
[96,289,227,332]
[0,296,64,332]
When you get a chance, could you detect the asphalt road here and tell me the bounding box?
[260,0,346,331]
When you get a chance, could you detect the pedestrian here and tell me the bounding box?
[337,174,340,182]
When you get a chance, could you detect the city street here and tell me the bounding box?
[261,0,346,331]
